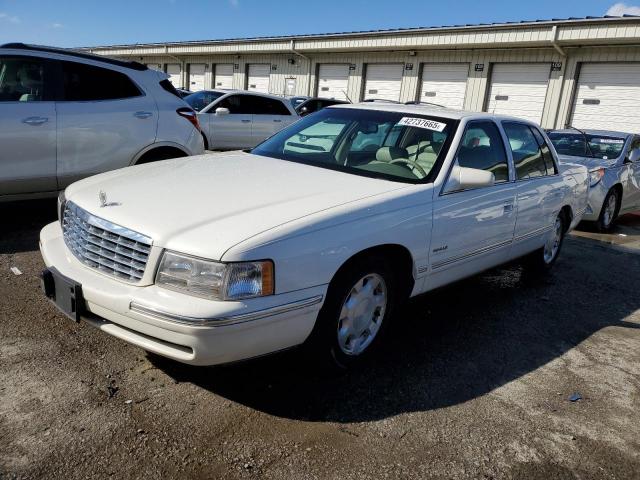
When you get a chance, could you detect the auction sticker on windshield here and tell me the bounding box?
[398,117,447,132]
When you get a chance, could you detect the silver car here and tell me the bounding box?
[185,89,299,150]
[0,43,204,202]
[549,129,640,231]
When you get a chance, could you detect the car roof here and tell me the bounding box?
[0,42,147,71]
[549,128,633,138]
[328,102,539,124]
[207,89,294,102]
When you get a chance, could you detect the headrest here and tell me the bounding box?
[376,146,409,162]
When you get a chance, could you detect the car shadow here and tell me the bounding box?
[149,237,640,422]
[0,199,57,254]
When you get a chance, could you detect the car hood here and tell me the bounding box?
[557,154,617,170]
[65,151,408,260]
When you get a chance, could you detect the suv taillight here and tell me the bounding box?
[176,107,201,131]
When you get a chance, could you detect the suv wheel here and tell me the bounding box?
[596,188,620,232]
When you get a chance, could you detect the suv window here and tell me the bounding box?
[503,122,550,179]
[0,56,46,102]
[60,61,141,101]
[453,121,509,183]
[216,94,252,114]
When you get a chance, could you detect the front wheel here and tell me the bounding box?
[596,189,619,232]
[525,213,566,273]
[306,256,400,369]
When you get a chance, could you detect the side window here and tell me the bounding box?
[60,61,141,101]
[629,137,640,161]
[267,98,292,115]
[503,122,548,180]
[531,128,558,175]
[0,56,45,102]
[216,95,244,114]
[248,96,292,115]
[454,121,509,183]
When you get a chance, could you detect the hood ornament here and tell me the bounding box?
[98,190,120,208]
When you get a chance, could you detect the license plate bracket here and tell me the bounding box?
[41,268,85,322]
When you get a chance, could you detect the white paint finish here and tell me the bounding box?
[317,64,350,100]
[419,63,469,109]
[571,63,640,131]
[166,63,181,87]
[247,64,271,93]
[188,63,206,91]
[486,63,551,123]
[214,64,234,89]
[364,64,403,101]
[46,106,590,366]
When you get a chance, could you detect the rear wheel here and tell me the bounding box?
[525,213,566,272]
[596,188,620,232]
[307,256,400,369]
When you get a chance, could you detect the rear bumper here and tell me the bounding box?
[39,221,326,366]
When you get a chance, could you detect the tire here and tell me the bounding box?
[525,212,566,273]
[596,188,620,232]
[306,255,401,370]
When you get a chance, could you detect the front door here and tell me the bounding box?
[206,94,253,150]
[429,120,517,290]
[0,55,57,196]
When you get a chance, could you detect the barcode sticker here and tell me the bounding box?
[398,117,447,132]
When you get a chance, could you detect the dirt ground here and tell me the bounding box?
[1,200,639,480]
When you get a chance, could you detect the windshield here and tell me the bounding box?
[184,90,226,112]
[252,108,456,183]
[548,132,627,160]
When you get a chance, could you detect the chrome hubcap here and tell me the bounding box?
[603,194,617,227]
[544,217,563,264]
[337,273,387,356]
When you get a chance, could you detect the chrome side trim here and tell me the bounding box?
[431,239,512,270]
[129,295,324,327]
[513,225,553,243]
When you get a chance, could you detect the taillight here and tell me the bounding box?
[176,107,201,131]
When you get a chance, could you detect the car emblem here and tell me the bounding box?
[98,190,120,208]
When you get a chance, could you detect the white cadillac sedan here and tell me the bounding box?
[39,104,589,368]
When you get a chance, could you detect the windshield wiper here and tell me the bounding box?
[566,125,595,158]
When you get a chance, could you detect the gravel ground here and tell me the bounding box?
[1,200,639,480]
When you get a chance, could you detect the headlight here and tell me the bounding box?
[155,251,274,301]
[589,168,605,187]
[57,190,66,224]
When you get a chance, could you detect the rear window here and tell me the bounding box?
[60,61,141,101]
[160,79,181,98]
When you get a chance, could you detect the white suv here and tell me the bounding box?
[0,43,204,201]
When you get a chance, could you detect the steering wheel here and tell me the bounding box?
[389,158,428,178]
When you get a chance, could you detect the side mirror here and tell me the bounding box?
[215,107,230,116]
[299,106,309,116]
[444,166,495,193]
[626,148,640,163]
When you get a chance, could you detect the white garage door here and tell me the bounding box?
[420,63,469,109]
[145,63,161,71]
[486,63,550,123]
[571,63,640,132]
[188,64,206,92]
[247,64,271,93]
[214,64,234,89]
[166,64,181,88]
[317,64,350,100]
[364,64,403,101]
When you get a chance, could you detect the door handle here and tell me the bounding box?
[22,116,48,126]
[134,111,153,119]
[503,203,514,213]
[241,119,251,123]
[273,119,282,123]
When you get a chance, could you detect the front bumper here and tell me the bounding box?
[39,221,326,366]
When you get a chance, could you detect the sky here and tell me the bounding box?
[0,0,639,48]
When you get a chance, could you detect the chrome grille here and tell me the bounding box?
[62,202,152,283]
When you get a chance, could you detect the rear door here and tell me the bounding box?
[54,60,157,188]
[430,120,517,288]
[0,54,57,195]
[206,94,253,149]
[251,96,296,144]
[502,122,562,259]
